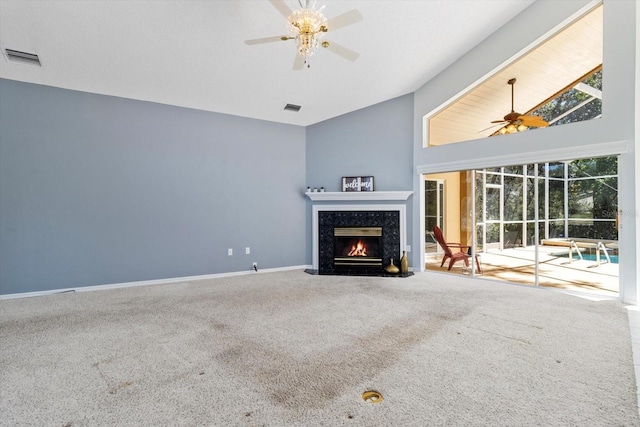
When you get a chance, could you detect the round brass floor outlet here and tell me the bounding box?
[362,390,383,403]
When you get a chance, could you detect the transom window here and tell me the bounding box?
[426,3,603,146]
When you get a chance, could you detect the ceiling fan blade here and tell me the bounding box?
[245,36,291,45]
[478,123,505,133]
[293,54,305,70]
[490,120,507,124]
[268,0,293,19]
[322,40,359,62]
[519,115,549,127]
[327,9,363,31]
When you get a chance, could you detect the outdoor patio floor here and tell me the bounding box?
[425,245,619,298]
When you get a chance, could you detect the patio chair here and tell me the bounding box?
[432,225,482,273]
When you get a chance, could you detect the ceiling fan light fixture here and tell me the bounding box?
[489,78,547,136]
[245,1,361,69]
[296,32,319,58]
[498,122,527,135]
[287,2,328,63]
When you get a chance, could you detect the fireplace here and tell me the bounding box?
[317,210,401,275]
[308,194,411,275]
[333,227,383,269]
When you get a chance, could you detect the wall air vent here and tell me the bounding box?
[283,103,302,113]
[4,49,41,66]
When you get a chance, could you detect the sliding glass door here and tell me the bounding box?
[424,179,444,255]
[425,155,619,297]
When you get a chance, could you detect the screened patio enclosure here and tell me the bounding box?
[425,155,619,297]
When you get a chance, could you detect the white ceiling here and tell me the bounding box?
[0,0,536,126]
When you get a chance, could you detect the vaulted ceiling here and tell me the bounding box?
[0,0,536,126]
[429,4,603,145]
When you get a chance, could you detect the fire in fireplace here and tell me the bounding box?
[347,240,368,256]
[334,227,382,268]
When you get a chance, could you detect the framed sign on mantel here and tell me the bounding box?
[342,176,374,192]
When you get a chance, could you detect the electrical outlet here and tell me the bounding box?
[252,262,257,269]
[228,248,233,256]
[406,245,411,252]
[245,247,250,254]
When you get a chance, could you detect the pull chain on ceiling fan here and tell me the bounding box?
[244,0,362,69]
[485,78,549,135]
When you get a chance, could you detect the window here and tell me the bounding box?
[426,4,603,146]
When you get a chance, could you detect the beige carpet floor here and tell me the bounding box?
[1,270,638,426]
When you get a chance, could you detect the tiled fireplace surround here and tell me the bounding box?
[309,194,410,273]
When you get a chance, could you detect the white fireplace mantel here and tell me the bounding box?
[305,191,412,202]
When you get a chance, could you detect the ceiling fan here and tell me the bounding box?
[485,78,549,135]
[244,0,363,70]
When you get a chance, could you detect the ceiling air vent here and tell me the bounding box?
[283,103,302,113]
[4,49,41,66]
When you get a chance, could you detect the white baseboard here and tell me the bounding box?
[0,265,313,300]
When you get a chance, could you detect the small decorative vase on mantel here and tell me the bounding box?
[385,259,400,274]
[400,251,409,274]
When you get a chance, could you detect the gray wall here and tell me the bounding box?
[306,94,414,192]
[0,79,307,295]
[305,94,415,263]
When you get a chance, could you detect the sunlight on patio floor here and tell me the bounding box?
[425,246,619,298]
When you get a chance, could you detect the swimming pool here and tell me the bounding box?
[557,253,619,264]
